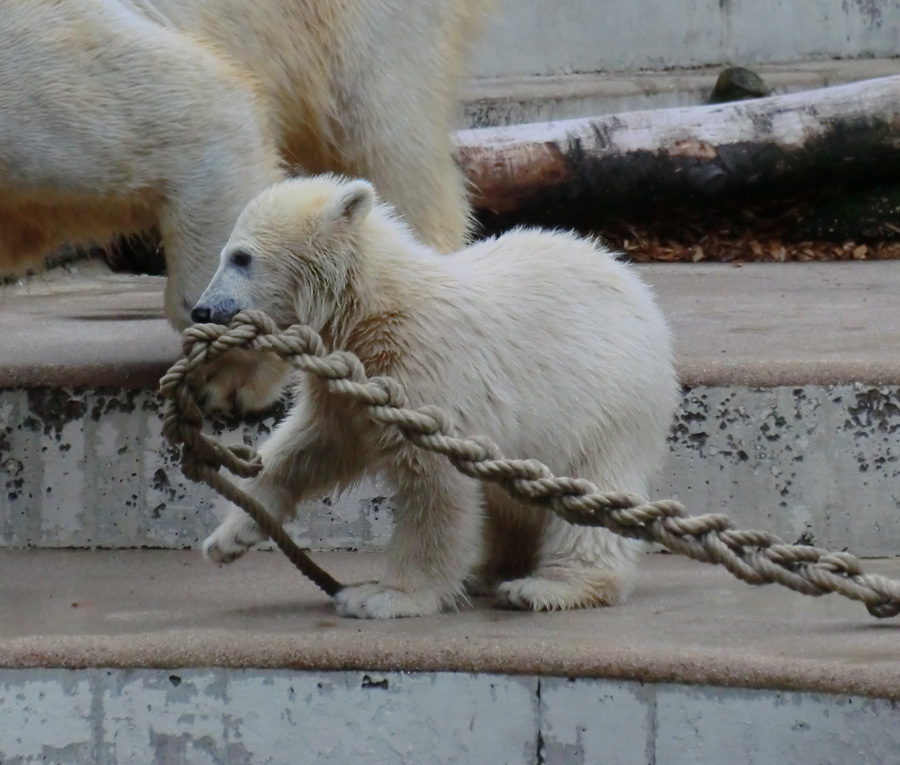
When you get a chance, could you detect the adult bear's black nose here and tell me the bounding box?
[191,304,211,323]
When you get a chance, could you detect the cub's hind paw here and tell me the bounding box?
[334,583,444,619]
[497,570,629,611]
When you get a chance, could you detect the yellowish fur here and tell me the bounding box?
[0,0,491,330]
[199,176,680,619]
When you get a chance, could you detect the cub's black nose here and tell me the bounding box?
[191,305,211,324]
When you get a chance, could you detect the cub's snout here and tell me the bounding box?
[190,299,241,325]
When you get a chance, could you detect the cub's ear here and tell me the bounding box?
[330,180,375,227]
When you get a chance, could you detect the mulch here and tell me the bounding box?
[594,189,900,263]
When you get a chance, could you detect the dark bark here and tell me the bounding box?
[456,75,900,231]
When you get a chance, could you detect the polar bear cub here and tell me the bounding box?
[195,175,679,618]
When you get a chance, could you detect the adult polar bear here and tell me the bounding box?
[0,0,488,329]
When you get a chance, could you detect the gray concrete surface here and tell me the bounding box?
[6,383,900,556]
[462,59,900,127]
[2,550,900,700]
[2,668,898,765]
[0,269,178,389]
[4,530,900,763]
[471,0,900,78]
[5,263,900,554]
[656,262,900,388]
[6,262,900,389]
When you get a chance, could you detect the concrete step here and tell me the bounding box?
[465,0,900,127]
[4,262,900,556]
[461,58,900,127]
[2,549,900,763]
[471,0,899,80]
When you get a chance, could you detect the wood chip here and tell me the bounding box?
[589,189,900,264]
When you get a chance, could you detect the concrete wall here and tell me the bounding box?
[0,388,391,552]
[661,384,900,556]
[473,0,900,78]
[4,384,900,556]
[2,669,898,764]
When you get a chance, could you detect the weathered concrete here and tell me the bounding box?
[5,383,900,555]
[2,668,898,765]
[462,58,900,127]
[0,668,539,764]
[0,386,393,550]
[6,263,900,553]
[471,0,900,79]
[542,679,900,765]
[2,551,900,699]
[6,262,900,390]
[660,384,900,555]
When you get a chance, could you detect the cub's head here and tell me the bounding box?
[191,175,375,329]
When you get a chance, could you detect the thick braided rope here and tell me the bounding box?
[162,310,900,618]
[159,314,343,597]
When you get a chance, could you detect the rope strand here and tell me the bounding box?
[159,310,900,617]
[160,314,343,596]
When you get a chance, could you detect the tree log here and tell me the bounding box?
[456,75,900,221]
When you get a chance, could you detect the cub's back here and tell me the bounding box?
[397,227,677,478]
[443,228,665,343]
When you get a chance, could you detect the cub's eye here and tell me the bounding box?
[230,250,252,268]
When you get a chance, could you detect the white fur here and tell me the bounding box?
[201,175,680,618]
[0,0,489,330]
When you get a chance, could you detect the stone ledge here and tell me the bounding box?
[3,550,900,700]
[662,262,900,388]
[0,272,179,390]
[462,58,900,126]
[4,262,900,389]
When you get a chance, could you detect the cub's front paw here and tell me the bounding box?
[333,582,443,619]
[202,514,266,564]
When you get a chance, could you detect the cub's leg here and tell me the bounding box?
[203,395,363,563]
[334,453,483,618]
[495,500,642,612]
[469,485,545,595]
